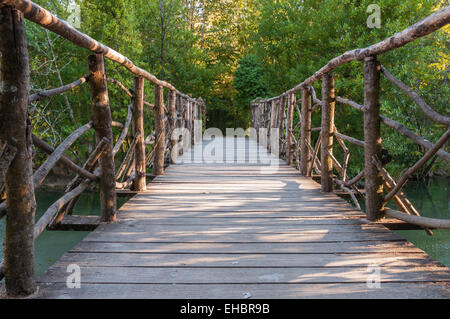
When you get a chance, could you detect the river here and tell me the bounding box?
[0,177,449,278]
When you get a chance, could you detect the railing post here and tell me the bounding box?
[185,100,191,142]
[300,88,312,175]
[321,74,335,192]
[364,56,384,221]
[279,96,286,152]
[88,54,117,222]
[0,6,37,297]
[132,76,146,191]
[192,101,197,145]
[169,90,177,164]
[154,84,165,175]
[286,94,295,165]
[269,100,277,153]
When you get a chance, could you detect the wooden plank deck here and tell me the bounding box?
[36,137,450,299]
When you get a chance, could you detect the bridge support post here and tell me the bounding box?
[300,88,312,175]
[176,95,184,155]
[0,6,37,297]
[88,54,117,222]
[169,90,178,164]
[154,84,165,175]
[364,56,384,221]
[269,100,277,153]
[286,94,295,165]
[278,96,286,155]
[321,74,335,192]
[192,101,197,145]
[132,77,146,191]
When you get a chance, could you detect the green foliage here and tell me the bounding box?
[233,54,267,128]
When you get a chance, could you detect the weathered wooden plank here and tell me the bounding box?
[39,266,450,284]
[54,252,440,268]
[83,230,402,243]
[35,282,450,299]
[116,211,365,219]
[97,217,371,226]
[69,241,424,254]
[94,223,397,234]
[49,216,100,231]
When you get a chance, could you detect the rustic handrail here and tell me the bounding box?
[251,8,449,232]
[258,6,450,102]
[29,75,88,103]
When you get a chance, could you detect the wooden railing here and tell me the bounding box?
[0,0,205,296]
[251,7,450,232]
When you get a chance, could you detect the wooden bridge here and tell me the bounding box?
[0,1,449,299]
[37,138,449,298]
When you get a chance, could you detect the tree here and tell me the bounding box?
[233,54,266,128]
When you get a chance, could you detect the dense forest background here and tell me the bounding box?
[28,0,448,177]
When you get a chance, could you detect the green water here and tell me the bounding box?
[353,177,450,267]
[0,191,129,277]
[0,178,449,279]
[390,177,449,267]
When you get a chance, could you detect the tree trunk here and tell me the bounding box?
[321,74,335,192]
[132,77,146,191]
[364,56,384,221]
[88,54,116,222]
[154,85,165,175]
[300,88,312,175]
[286,94,295,165]
[169,90,178,164]
[0,6,37,297]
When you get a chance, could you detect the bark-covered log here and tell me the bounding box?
[112,105,133,156]
[32,134,98,181]
[32,122,93,187]
[258,6,450,102]
[321,74,335,192]
[0,5,36,296]
[381,116,450,163]
[300,88,312,175]
[384,128,450,203]
[278,95,286,150]
[333,131,365,147]
[372,156,433,235]
[169,90,178,164]
[380,65,450,126]
[88,54,116,222]
[333,178,361,210]
[107,77,154,108]
[154,85,165,175]
[336,96,450,163]
[132,77,146,191]
[363,56,384,221]
[345,169,365,188]
[286,94,295,165]
[385,208,450,230]
[116,134,139,181]
[33,180,91,239]
[29,75,88,103]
